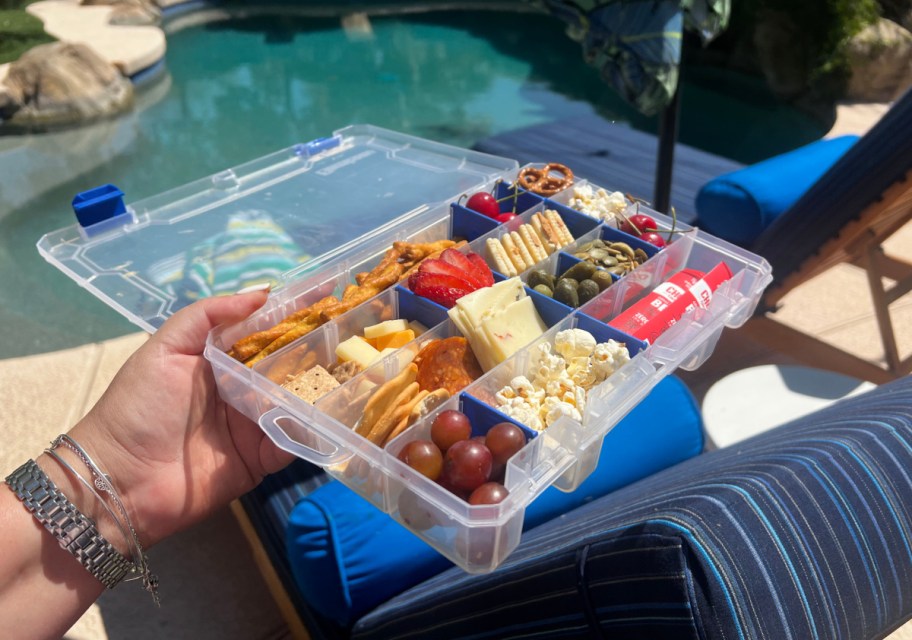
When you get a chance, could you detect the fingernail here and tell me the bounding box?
[235,282,271,295]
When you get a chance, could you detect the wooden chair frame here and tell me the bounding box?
[746,171,912,384]
[230,500,312,640]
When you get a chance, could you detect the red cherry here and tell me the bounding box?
[619,213,657,236]
[495,213,517,224]
[466,192,500,218]
[639,231,667,248]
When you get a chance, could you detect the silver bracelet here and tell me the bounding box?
[5,460,133,589]
[50,435,160,605]
[44,449,136,566]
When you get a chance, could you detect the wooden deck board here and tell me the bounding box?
[473,116,743,224]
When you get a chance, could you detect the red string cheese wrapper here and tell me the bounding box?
[608,262,733,344]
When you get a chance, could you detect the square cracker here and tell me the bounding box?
[282,365,340,404]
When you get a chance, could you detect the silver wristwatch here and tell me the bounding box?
[5,459,134,589]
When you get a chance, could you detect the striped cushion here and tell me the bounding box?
[352,376,912,639]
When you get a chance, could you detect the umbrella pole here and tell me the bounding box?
[653,83,681,213]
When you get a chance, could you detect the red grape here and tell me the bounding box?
[443,440,493,493]
[469,482,509,505]
[397,440,443,481]
[619,213,657,236]
[466,192,500,218]
[398,490,436,531]
[431,410,472,452]
[640,231,667,248]
[485,422,526,466]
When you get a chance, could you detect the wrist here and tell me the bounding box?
[38,430,162,603]
[35,452,133,558]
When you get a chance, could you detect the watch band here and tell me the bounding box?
[5,459,134,589]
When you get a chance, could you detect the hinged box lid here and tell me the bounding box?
[37,124,517,332]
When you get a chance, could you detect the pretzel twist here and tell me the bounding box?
[517,163,574,196]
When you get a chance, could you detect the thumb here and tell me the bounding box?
[156,291,270,355]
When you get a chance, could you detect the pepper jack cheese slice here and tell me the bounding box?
[482,296,547,363]
[447,277,546,371]
[453,277,525,327]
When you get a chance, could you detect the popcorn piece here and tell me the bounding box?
[509,375,537,400]
[554,328,597,360]
[533,343,565,385]
[494,386,517,404]
[545,371,578,401]
[590,340,631,382]
[493,335,627,432]
[568,186,629,222]
[500,400,544,432]
[544,399,582,427]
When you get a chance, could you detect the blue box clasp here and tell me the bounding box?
[72,184,131,229]
[293,135,342,157]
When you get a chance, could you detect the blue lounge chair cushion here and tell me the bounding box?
[696,135,859,246]
[285,375,705,626]
[352,377,912,639]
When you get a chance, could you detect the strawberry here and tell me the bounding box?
[466,252,495,287]
[440,248,491,289]
[409,272,473,308]
[418,259,477,289]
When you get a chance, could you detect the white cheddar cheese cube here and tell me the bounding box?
[363,319,409,339]
[407,320,428,336]
[335,336,381,369]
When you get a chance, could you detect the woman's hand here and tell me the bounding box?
[69,290,294,547]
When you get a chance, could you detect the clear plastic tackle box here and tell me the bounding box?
[38,124,772,573]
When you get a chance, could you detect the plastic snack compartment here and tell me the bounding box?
[39,127,773,574]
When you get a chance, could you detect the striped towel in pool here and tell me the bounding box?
[165,209,309,305]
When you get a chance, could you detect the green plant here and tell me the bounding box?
[731,0,880,79]
[0,9,54,65]
[0,0,36,10]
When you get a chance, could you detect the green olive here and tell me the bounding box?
[527,269,555,291]
[533,284,553,297]
[553,280,579,308]
[559,261,596,283]
[591,270,615,291]
[577,280,600,305]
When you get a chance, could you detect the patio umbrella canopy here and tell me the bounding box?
[527,0,732,209]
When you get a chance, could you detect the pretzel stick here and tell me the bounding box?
[244,314,323,367]
[393,239,456,265]
[231,295,338,361]
[399,240,467,282]
[230,240,452,365]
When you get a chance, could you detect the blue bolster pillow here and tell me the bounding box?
[285,376,705,626]
[695,135,859,246]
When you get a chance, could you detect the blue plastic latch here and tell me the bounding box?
[295,135,342,157]
[72,184,129,229]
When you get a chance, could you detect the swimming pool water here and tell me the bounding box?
[0,10,827,358]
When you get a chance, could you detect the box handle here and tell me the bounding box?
[257,407,352,467]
